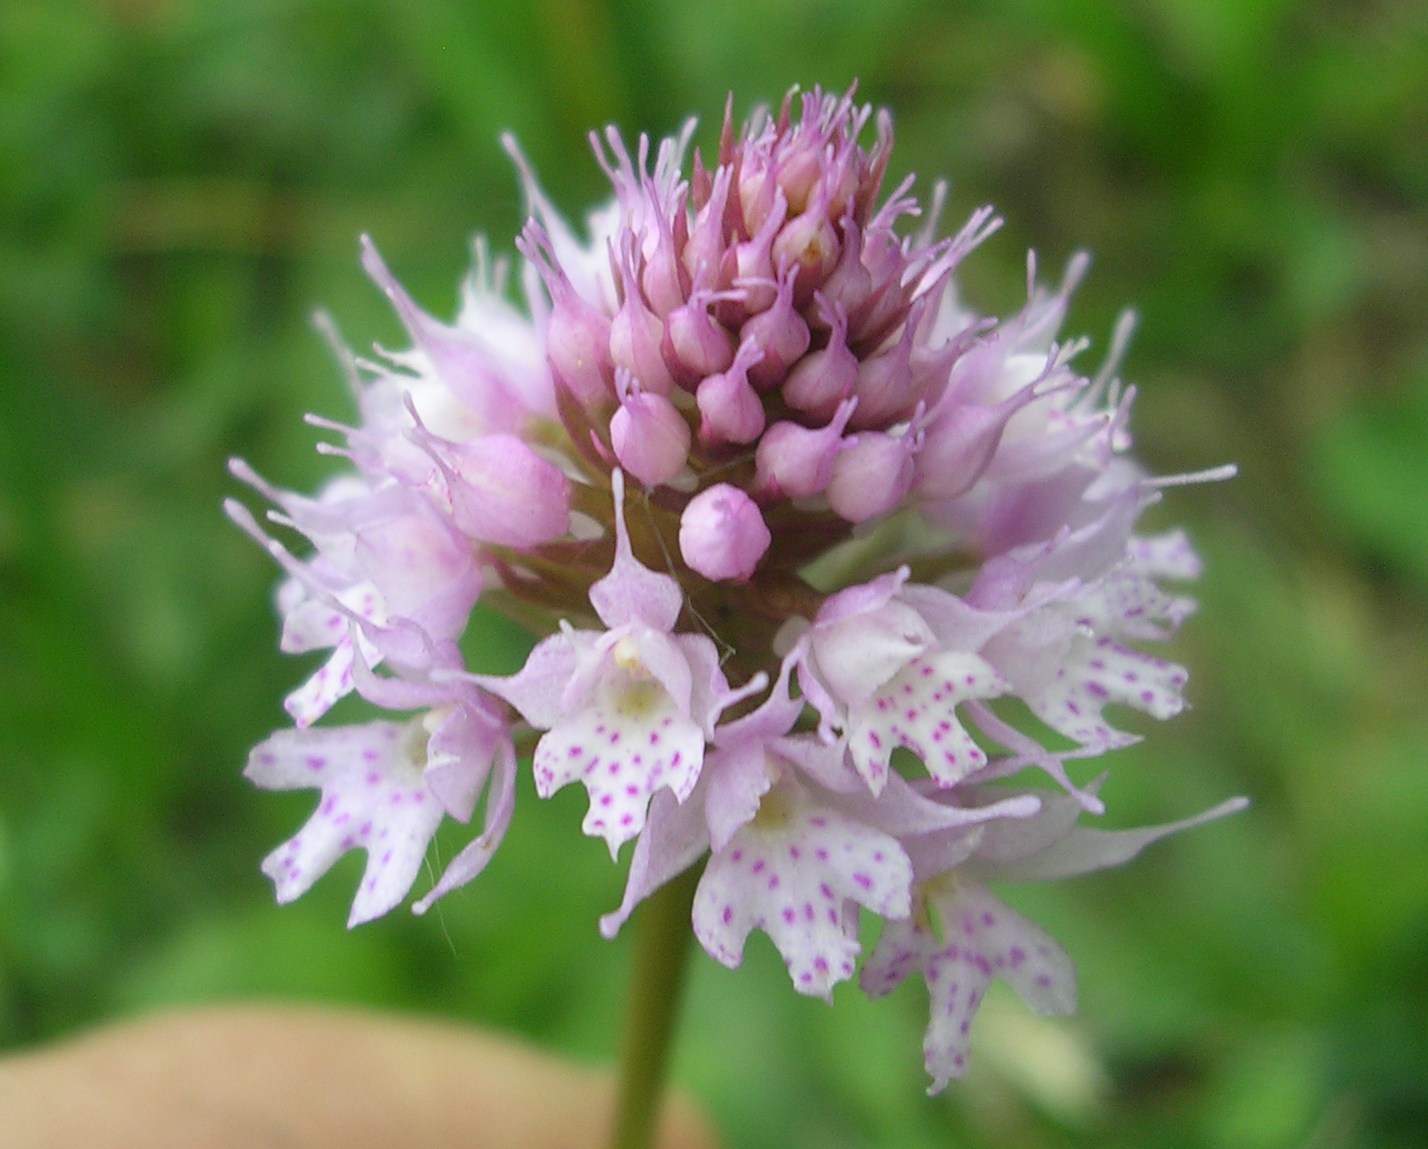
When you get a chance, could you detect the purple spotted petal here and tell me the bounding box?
[532,663,706,855]
[693,773,912,999]
[1027,635,1188,748]
[861,878,1075,1091]
[848,650,1007,789]
[246,722,444,927]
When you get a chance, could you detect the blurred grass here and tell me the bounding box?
[2,1,1426,1147]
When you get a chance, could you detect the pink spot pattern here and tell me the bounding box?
[849,649,1006,789]
[693,773,912,1000]
[1030,635,1187,749]
[534,667,705,856]
[246,721,444,927]
[862,878,1075,1090]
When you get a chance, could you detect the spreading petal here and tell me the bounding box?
[694,768,912,999]
[246,722,445,927]
[862,876,1075,1091]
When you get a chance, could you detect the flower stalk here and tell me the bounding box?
[610,865,701,1149]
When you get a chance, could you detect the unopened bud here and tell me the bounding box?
[826,426,919,523]
[741,271,810,389]
[754,397,857,500]
[679,483,772,582]
[696,339,766,445]
[610,373,692,487]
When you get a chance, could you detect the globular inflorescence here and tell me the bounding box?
[228,86,1242,1090]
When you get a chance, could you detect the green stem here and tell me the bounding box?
[609,864,701,1149]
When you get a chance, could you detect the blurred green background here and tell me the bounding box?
[2,1,1425,1146]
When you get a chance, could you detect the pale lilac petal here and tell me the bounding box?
[589,470,683,632]
[703,737,776,852]
[246,722,444,927]
[968,783,1099,866]
[479,629,583,729]
[531,666,706,855]
[599,785,711,938]
[701,668,799,851]
[693,774,912,999]
[413,739,520,914]
[624,628,695,719]
[422,700,508,822]
[986,795,1248,883]
[861,878,1075,1092]
[839,772,1041,845]
[847,650,1007,790]
[807,599,933,708]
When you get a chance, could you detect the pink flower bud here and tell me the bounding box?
[783,299,857,421]
[610,244,675,397]
[683,165,733,292]
[696,339,766,446]
[754,397,857,500]
[666,292,736,384]
[640,201,689,317]
[415,428,571,547]
[773,144,825,215]
[773,184,840,305]
[914,389,1032,500]
[717,194,786,323]
[740,271,811,389]
[819,215,874,322]
[739,166,780,237]
[517,224,615,412]
[679,483,772,582]
[846,230,910,346]
[826,426,919,524]
[850,305,921,429]
[610,372,692,488]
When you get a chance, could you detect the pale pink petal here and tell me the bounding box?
[847,650,1007,790]
[246,722,444,927]
[693,774,911,999]
[1026,635,1187,748]
[599,785,711,939]
[986,795,1249,883]
[589,470,683,632]
[531,666,706,855]
[862,878,1075,1092]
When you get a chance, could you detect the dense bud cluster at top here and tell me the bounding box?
[229,86,1240,1089]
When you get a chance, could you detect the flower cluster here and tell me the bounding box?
[229,87,1241,1089]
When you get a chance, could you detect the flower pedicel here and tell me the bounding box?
[228,86,1243,1092]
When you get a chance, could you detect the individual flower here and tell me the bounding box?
[477,472,732,855]
[862,783,1248,1089]
[246,650,517,926]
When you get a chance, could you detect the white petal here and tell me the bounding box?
[533,665,706,855]
[848,650,1007,789]
[247,722,445,926]
[693,777,911,999]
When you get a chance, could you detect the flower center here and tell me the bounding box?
[612,675,665,720]
[751,784,796,831]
